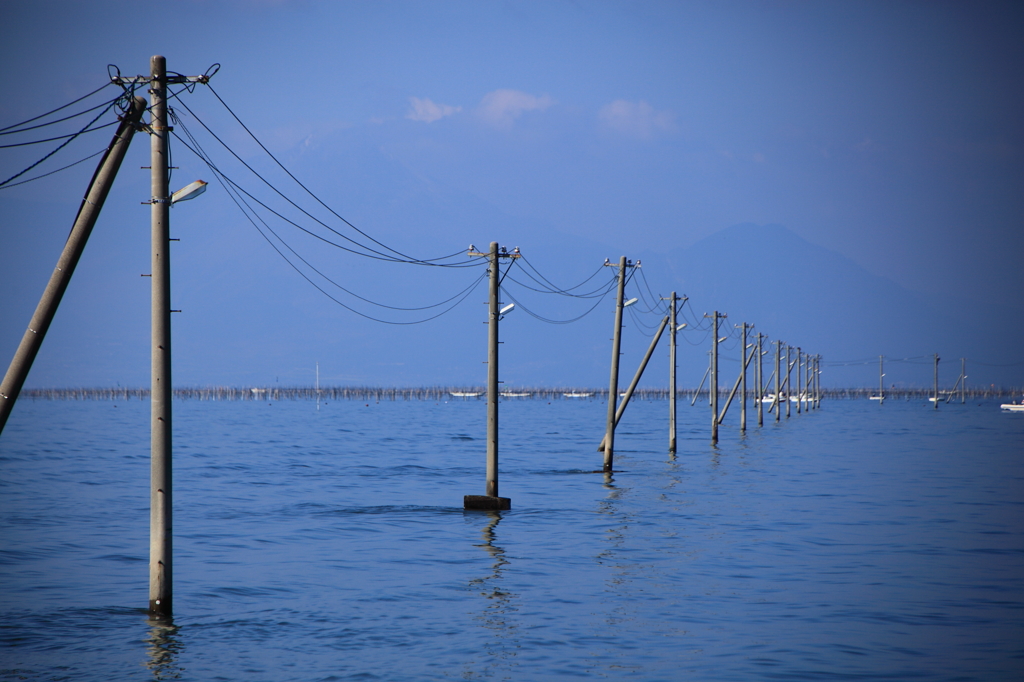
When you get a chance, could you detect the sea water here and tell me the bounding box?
[1,395,1022,680]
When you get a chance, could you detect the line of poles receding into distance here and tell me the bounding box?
[2,56,1005,620]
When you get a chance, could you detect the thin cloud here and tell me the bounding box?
[598,99,675,139]
[477,89,554,128]
[406,97,461,123]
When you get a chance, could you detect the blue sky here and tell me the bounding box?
[1,1,1022,389]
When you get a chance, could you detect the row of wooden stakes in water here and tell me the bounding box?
[18,385,1019,401]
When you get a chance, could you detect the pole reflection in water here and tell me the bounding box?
[467,510,519,678]
[595,473,644,662]
[144,614,183,680]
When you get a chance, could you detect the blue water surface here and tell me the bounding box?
[1,395,1022,680]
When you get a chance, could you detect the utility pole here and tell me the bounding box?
[933,353,940,409]
[818,355,823,408]
[109,56,214,618]
[796,348,803,414]
[0,97,146,435]
[806,352,811,409]
[878,355,885,403]
[149,55,174,618]
[815,355,821,408]
[756,333,764,426]
[705,312,726,444]
[810,354,817,409]
[738,323,750,432]
[669,292,678,455]
[961,358,966,404]
[661,292,686,456]
[464,243,518,510]
[785,345,793,418]
[602,256,636,472]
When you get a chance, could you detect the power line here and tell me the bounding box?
[0,147,105,190]
[0,92,125,137]
[174,98,473,267]
[204,84,470,267]
[500,280,616,324]
[502,269,615,298]
[0,119,118,149]
[177,119,487,322]
[516,255,610,297]
[0,82,114,133]
[172,123,481,268]
[0,100,120,189]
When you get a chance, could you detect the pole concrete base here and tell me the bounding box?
[464,495,511,511]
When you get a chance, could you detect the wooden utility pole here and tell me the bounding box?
[465,243,518,510]
[0,97,146,435]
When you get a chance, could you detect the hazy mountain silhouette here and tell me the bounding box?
[639,223,969,387]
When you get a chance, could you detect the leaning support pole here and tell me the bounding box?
[770,337,778,419]
[692,353,710,407]
[603,257,627,472]
[0,96,146,436]
[598,316,668,452]
[716,337,755,427]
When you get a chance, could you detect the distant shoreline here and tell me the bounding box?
[17,386,1022,401]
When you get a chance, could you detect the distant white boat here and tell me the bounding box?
[869,395,884,401]
[563,392,594,398]
[759,393,813,405]
[1001,403,1024,412]
[500,392,531,397]
[449,392,482,398]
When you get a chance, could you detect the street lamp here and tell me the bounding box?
[170,179,207,205]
